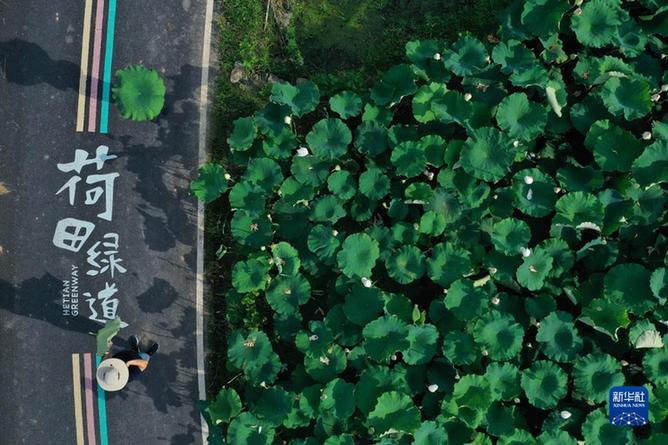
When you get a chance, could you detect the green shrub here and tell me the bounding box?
[196,0,668,442]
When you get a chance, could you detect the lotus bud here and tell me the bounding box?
[523,175,534,185]
[424,170,435,180]
[485,55,491,64]
[427,384,439,393]
[493,194,498,200]
[296,146,309,157]
[621,360,629,366]
[642,131,652,140]
[319,356,330,365]
[560,410,572,419]
[652,93,662,102]
[332,230,339,236]
[513,397,520,403]
[433,53,442,60]
[554,186,561,193]
[260,381,268,388]
[361,277,373,288]
[481,349,489,356]
[284,115,292,125]
[513,140,520,148]
[224,173,232,180]
[529,264,538,273]
[391,354,397,361]
[491,296,500,305]
[334,165,341,171]
[309,334,319,342]
[464,93,473,102]
[258,426,263,434]
[520,247,532,257]
[661,84,668,92]
[413,223,420,231]
[574,7,582,15]
[526,188,533,201]
[489,267,498,274]
[260,246,266,251]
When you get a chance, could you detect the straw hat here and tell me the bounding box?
[96,358,129,391]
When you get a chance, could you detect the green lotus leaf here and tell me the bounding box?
[356,366,409,414]
[337,233,380,279]
[498,429,537,445]
[227,330,274,371]
[418,211,446,237]
[556,164,604,193]
[230,210,273,248]
[324,435,353,445]
[472,310,524,361]
[510,63,549,88]
[629,319,664,349]
[265,274,311,315]
[412,83,448,123]
[191,163,228,203]
[368,391,421,434]
[496,93,547,141]
[386,245,426,284]
[232,257,270,293]
[307,225,341,263]
[412,420,448,445]
[295,321,334,356]
[600,77,652,121]
[227,412,274,445]
[291,155,330,186]
[112,65,166,121]
[227,116,257,151]
[511,168,556,217]
[450,375,493,428]
[271,241,300,276]
[271,80,320,117]
[391,140,428,178]
[539,34,567,64]
[632,140,668,186]
[349,194,377,222]
[253,386,293,426]
[359,168,390,201]
[355,121,389,156]
[304,344,347,382]
[486,363,521,401]
[573,56,635,88]
[320,378,356,420]
[571,0,626,48]
[535,311,583,362]
[442,331,478,366]
[582,409,633,445]
[310,195,346,224]
[516,249,554,291]
[520,360,568,409]
[255,103,291,137]
[427,242,472,287]
[272,203,309,241]
[343,285,385,326]
[521,0,569,38]
[443,36,488,77]
[243,158,284,193]
[492,39,536,74]
[306,118,352,160]
[643,348,668,385]
[406,40,450,82]
[420,135,446,167]
[229,181,266,215]
[403,324,439,365]
[206,387,242,424]
[460,127,515,182]
[651,268,668,302]
[604,263,655,314]
[278,176,315,205]
[431,90,473,126]
[573,352,625,402]
[584,120,643,172]
[363,315,410,362]
[445,279,489,321]
[491,218,531,256]
[408,183,435,202]
[370,64,418,107]
[554,191,604,229]
[262,126,297,160]
[362,103,393,126]
[327,170,357,201]
[330,91,363,119]
[485,402,516,437]
[578,298,631,341]
[537,431,577,445]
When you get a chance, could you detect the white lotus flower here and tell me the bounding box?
[560,410,572,419]
[513,140,520,148]
[296,146,309,157]
[427,384,438,393]
[491,296,500,305]
[523,175,534,185]
[361,277,372,288]
[433,53,442,60]
[520,247,531,258]
[284,115,292,125]
[464,93,473,102]
[662,84,668,92]
[642,131,652,140]
[224,173,232,180]
[652,93,662,102]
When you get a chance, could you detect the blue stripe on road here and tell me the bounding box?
[100,0,117,134]
[95,355,109,445]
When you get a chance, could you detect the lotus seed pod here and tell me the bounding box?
[652,93,662,102]
[523,175,534,185]
[284,115,292,125]
[642,131,652,140]
[491,296,500,305]
[529,265,538,273]
[427,384,439,393]
[520,247,531,258]
[361,277,373,288]
[526,189,533,201]
[662,84,668,92]
[464,93,473,102]
[224,173,232,180]
[296,147,309,157]
[433,53,441,60]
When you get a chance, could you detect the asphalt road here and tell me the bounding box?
[0,1,212,443]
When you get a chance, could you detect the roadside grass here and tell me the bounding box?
[205,0,509,395]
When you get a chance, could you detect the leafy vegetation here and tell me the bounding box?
[112,65,166,121]
[198,0,668,443]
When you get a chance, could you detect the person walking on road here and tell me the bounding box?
[96,335,159,392]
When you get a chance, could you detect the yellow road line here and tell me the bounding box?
[71,354,85,445]
[76,0,94,132]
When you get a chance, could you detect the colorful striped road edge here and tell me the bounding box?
[75,0,118,134]
[71,354,109,445]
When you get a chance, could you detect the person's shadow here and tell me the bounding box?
[0,39,80,90]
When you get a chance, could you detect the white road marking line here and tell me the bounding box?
[196,0,215,442]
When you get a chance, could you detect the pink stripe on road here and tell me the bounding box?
[83,353,98,445]
[87,0,106,132]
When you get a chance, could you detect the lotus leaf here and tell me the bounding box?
[520,361,568,409]
[460,127,514,182]
[368,391,421,434]
[386,245,426,284]
[359,168,390,201]
[600,77,652,121]
[271,80,320,116]
[370,64,418,107]
[495,93,547,141]
[363,315,410,362]
[632,140,668,186]
[228,116,257,151]
[330,91,362,119]
[536,311,583,362]
[230,210,273,248]
[191,163,228,204]
[443,36,488,77]
[571,0,626,48]
[472,311,524,361]
[112,65,166,121]
[445,279,489,321]
[337,233,380,279]
[232,258,270,293]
